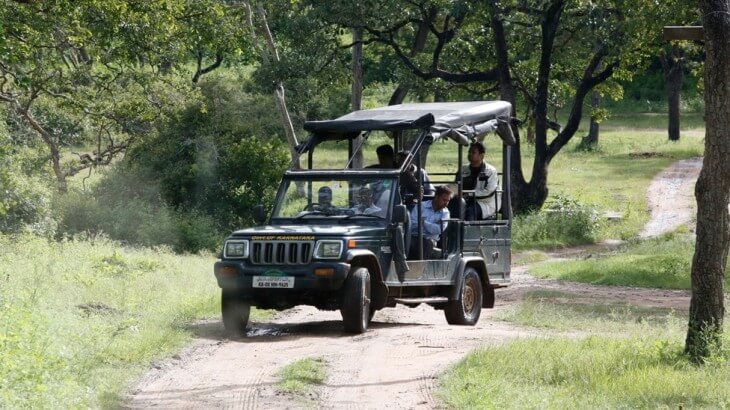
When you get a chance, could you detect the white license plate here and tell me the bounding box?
[252,276,295,288]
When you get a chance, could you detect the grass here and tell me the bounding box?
[528,234,730,290]
[439,335,730,409]
[276,357,327,394]
[497,290,685,334]
[440,289,730,409]
[0,233,268,408]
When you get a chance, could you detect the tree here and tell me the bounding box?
[306,0,650,212]
[685,0,730,361]
[0,0,249,192]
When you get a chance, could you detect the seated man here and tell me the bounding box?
[349,186,382,216]
[408,185,453,259]
[366,144,396,169]
[300,186,336,215]
[457,141,500,220]
[314,186,336,213]
[397,149,435,207]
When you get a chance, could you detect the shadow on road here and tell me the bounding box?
[184,318,425,343]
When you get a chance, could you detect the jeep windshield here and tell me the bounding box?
[271,176,395,221]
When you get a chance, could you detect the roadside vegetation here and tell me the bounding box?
[440,289,730,408]
[529,233,730,290]
[0,234,269,408]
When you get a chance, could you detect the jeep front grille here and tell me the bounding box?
[250,241,314,265]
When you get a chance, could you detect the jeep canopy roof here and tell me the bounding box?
[302,101,516,147]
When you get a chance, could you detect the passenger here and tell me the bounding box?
[397,150,435,207]
[349,186,382,216]
[366,144,396,169]
[408,185,452,259]
[457,141,500,220]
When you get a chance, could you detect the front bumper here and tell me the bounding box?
[213,260,351,292]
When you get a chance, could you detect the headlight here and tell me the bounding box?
[314,240,343,259]
[224,240,249,258]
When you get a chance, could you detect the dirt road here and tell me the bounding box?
[124,158,701,409]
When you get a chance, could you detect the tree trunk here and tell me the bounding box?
[247,3,301,170]
[664,50,684,141]
[388,13,432,105]
[685,0,730,361]
[351,28,365,169]
[580,91,601,148]
[12,101,67,193]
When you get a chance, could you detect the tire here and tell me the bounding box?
[221,289,250,335]
[340,267,371,334]
[444,268,482,325]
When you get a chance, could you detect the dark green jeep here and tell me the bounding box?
[214,101,516,334]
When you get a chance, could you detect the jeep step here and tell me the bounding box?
[393,297,449,305]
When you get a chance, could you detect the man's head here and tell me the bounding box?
[396,150,409,166]
[318,186,333,206]
[432,185,453,211]
[358,186,373,206]
[376,145,395,167]
[468,141,485,167]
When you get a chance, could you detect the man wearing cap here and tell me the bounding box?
[458,141,500,220]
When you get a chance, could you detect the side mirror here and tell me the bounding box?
[392,204,408,224]
[253,204,266,225]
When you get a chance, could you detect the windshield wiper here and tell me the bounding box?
[343,213,385,220]
[292,211,326,220]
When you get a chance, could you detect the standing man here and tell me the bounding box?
[458,141,500,220]
[409,185,453,259]
[366,144,396,168]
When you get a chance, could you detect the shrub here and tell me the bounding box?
[513,195,599,249]
[0,136,56,236]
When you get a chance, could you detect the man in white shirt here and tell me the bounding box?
[350,186,382,216]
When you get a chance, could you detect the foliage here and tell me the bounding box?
[124,74,290,233]
[0,126,55,236]
[0,0,251,191]
[0,233,268,407]
[53,170,220,253]
[513,195,599,249]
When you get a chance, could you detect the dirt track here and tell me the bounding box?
[124,158,702,409]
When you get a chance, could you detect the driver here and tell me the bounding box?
[350,186,382,216]
[313,186,336,213]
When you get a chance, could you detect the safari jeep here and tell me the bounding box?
[214,101,516,334]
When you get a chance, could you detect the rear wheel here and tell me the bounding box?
[221,289,250,335]
[341,267,371,334]
[445,268,482,325]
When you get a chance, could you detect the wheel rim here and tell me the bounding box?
[361,278,370,328]
[463,277,476,316]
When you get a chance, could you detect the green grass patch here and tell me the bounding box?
[528,234,730,290]
[276,357,327,394]
[0,233,267,408]
[497,290,685,334]
[439,335,730,409]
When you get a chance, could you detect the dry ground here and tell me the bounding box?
[124,158,702,409]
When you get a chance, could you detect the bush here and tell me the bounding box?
[0,135,56,236]
[125,75,289,232]
[513,195,599,249]
[54,168,221,253]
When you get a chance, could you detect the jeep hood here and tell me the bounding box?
[230,225,382,237]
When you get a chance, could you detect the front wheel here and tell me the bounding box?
[221,289,250,335]
[340,267,371,334]
[444,268,482,325]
